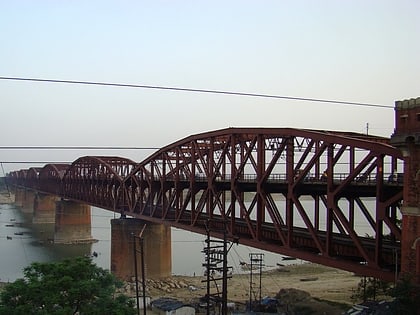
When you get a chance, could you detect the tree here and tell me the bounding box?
[350,277,391,302]
[0,256,136,315]
[389,274,420,315]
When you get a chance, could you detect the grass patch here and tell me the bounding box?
[312,296,351,310]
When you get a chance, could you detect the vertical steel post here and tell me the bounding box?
[249,254,253,310]
[132,225,147,315]
[132,233,140,315]
[221,226,228,315]
[206,223,210,315]
[140,236,147,315]
[258,255,262,303]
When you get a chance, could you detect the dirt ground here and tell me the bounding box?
[1,260,361,314]
[145,263,362,314]
[0,191,14,204]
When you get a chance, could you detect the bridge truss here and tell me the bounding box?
[8,128,404,281]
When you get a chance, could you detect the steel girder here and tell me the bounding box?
[6,128,404,281]
[38,164,70,195]
[6,169,27,188]
[61,156,137,210]
[123,128,403,281]
[25,167,42,190]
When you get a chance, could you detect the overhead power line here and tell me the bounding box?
[1,161,71,164]
[0,146,158,150]
[0,76,393,109]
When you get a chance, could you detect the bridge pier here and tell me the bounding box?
[391,97,420,283]
[13,187,25,207]
[21,190,35,213]
[54,200,94,244]
[110,218,172,281]
[33,193,57,224]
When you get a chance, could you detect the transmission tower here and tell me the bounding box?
[249,253,264,311]
[202,222,233,315]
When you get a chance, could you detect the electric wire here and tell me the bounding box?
[0,162,71,164]
[0,146,158,150]
[0,76,393,109]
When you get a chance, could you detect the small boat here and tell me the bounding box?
[14,232,24,236]
[300,277,318,282]
[6,236,12,240]
[282,256,297,261]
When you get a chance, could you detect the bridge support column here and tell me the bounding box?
[111,218,171,281]
[21,190,35,213]
[391,97,420,283]
[54,200,94,244]
[33,193,57,224]
[13,187,25,207]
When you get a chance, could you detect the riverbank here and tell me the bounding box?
[121,262,362,314]
[1,263,362,314]
[173,263,359,304]
[0,191,14,204]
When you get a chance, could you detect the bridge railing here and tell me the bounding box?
[146,172,401,185]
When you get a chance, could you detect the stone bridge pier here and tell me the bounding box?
[54,199,94,244]
[10,188,95,244]
[33,193,57,224]
[110,218,172,281]
[13,187,25,208]
[15,189,36,214]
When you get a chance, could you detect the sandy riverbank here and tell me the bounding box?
[139,262,362,314]
[0,191,14,204]
[1,263,362,314]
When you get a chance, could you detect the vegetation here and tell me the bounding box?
[351,274,420,315]
[389,274,420,315]
[350,276,391,302]
[0,256,136,315]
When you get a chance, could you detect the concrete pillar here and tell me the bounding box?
[21,190,35,213]
[390,97,420,283]
[54,200,94,244]
[33,193,57,224]
[111,218,172,281]
[14,187,24,207]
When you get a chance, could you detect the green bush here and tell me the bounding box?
[0,256,136,315]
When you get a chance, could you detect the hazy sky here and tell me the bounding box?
[1,1,419,172]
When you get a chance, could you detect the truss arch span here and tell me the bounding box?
[63,156,138,210]
[123,127,403,280]
[38,164,70,195]
[25,167,42,190]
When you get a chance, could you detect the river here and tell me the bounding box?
[0,202,294,282]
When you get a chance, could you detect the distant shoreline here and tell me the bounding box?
[0,189,14,204]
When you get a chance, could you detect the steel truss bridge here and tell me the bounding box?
[7,128,404,281]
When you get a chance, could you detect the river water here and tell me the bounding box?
[0,203,294,282]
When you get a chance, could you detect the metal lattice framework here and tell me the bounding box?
[25,167,42,190]
[6,128,404,281]
[123,128,403,280]
[62,156,138,210]
[38,164,70,195]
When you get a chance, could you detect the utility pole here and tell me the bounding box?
[202,220,234,315]
[204,225,211,315]
[132,225,147,315]
[221,226,229,315]
[249,253,264,311]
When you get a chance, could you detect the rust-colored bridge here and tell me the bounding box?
[7,128,404,282]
